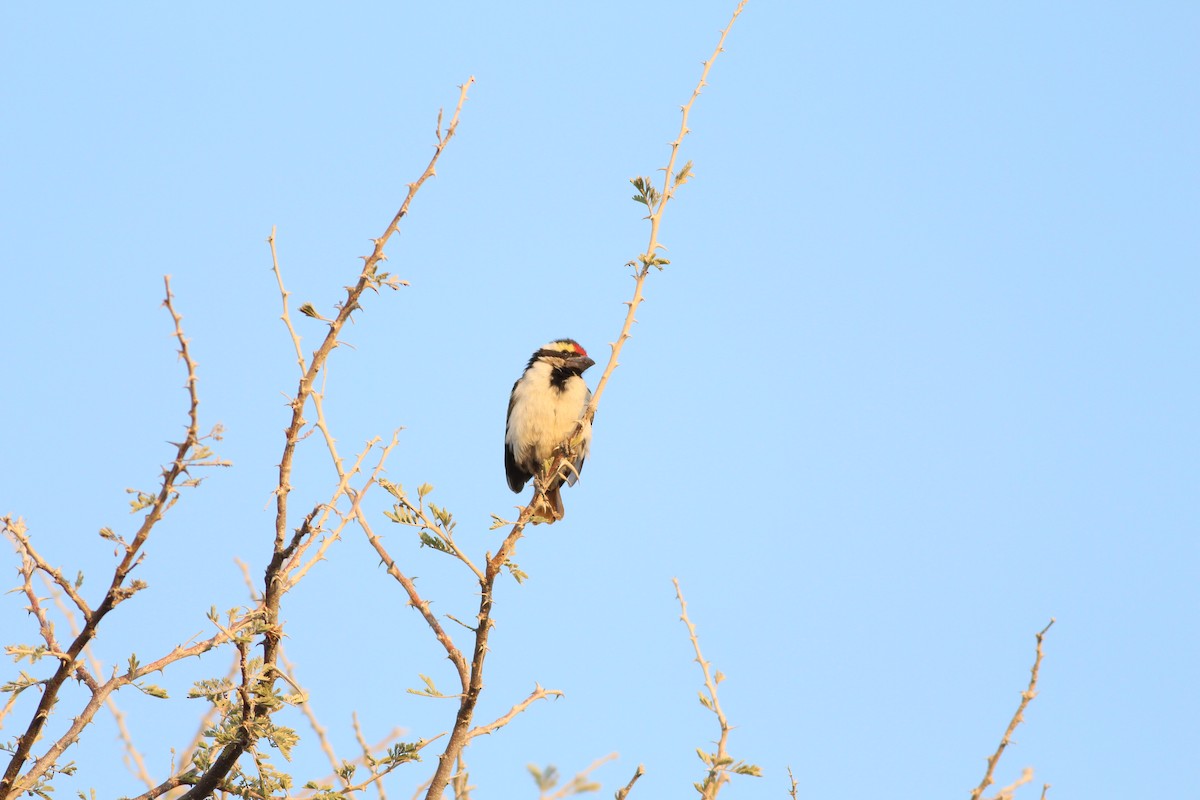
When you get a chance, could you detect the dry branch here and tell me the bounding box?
[1,277,229,799]
[175,77,474,800]
[971,619,1055,800]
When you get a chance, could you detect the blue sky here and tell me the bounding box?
[2,2,1197,798]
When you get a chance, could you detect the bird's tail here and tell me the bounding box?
[529,483,565,524]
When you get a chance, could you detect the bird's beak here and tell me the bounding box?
[575,356,596,372]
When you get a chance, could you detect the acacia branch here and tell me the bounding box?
[466,684,563,740]
[971,619,1055,800]
[358,494,471,692]
[1,277,225,800]
[531,0,747,519]
[36,573,155,790]
[675,579,731,799]
[416,517,532,800]
[419,8,750,794]
[176,78,473,800]
[7,522,93,619]
[583,0,746,424]
[614,764,645,800]
[986,767,1035,800]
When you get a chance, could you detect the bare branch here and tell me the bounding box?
[1,277,227,798]
[614,764,645,800]
[359,500,470,691]
[7,521,93,619]
[971,619,1055,800]
[177,78,474,800]
[279,648,345,790]
[466,685,563,740]
[533,0,748,517]
[985,767,1035,800]
[583,0,747,424]
[40,573,154,790]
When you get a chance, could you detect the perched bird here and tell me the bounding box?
[504,339,596,523]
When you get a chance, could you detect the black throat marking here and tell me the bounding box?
[549,366,579,391]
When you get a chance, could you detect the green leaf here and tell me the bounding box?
[270,725,300,760]
[384,740,424,765]
[5,645,49,665]
[417,530,453,554]
[504,560,528,584]
[407,674,452,698]
[1,669,47,693]
[674,160,694,186]
[126,489,157,513]
[527,764,558,791]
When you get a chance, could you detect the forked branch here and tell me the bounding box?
[176,77,475,800]
[1,277,228,799]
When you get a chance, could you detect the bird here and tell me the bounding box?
[504,339,596,523]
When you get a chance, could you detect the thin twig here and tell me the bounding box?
[1,277,227,799]
[674,579,731,799]
[584,0,747,423]
[279,648,345,789]
[986,767,1035,800]
[970,620,1055,800]
[40,573,154,790]
[466,685,563,740]
[178,79,473,800]
[542,753,617,800]
[614,764,645,800]
[533,0,747,518]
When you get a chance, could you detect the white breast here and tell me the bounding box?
[506,361,593,466]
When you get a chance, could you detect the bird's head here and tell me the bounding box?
[536,339,596,374]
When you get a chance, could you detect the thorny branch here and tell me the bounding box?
[466,685,564,740]
[399,11,749,799]
[35,572,156,790]
[176,77,475,800]
[971,620,1055,800]
[1,4,758,794]
[674,579,760,799]
[1,277,230,800]
[614,764,645,800]
[532,0,747,518]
